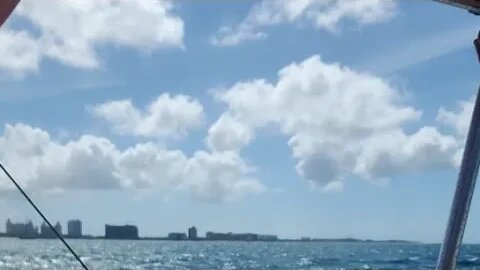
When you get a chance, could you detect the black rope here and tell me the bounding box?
[0,163,90,270]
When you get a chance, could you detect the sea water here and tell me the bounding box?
[0,238,479,270]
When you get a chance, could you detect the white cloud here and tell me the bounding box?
[183,151,265,202]
[437,96,475,166]
[0,29,41,76]
[0,0,184,74]
[206,114,254,152]
[211,0,396,46]
[0,124,121,191]
[208,55,459,191]
[437,97,475,138]
[90,93,204,139]
[0,123,263,202]
[353,127,458,179]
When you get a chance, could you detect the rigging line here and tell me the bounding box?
[0,162,90,270]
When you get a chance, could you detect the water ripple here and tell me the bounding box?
[0,239,476,270]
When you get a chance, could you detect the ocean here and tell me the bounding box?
[0,239,479,270]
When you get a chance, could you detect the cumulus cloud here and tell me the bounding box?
[208,55,459,191]
[183,151,265,202]
[90,93,204,139]
[0,123,263,202]
[0,0,184,75]
[437,96,476,167]
[206,115,254,152]
[211,0,396,46]
[353,127,458,179]
[0,29,41,75]
[437,97,475,138]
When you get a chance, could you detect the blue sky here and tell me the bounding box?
[0,0,479,243]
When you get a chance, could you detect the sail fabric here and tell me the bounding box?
[0,0,20,27]
[434,0,480,12]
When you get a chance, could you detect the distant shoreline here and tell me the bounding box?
[0,234,418,243]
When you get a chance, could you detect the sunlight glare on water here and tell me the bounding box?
[1,239,479,270]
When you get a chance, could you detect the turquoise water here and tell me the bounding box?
[0,238,479,270]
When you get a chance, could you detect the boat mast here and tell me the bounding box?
[436,85,480,270]
[429,1,480,270]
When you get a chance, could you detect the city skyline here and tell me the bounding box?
[2,218,281,241]
[1,217,416,244]
[2,217,288,239]
[5,218,68,239]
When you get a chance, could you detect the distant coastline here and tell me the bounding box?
[1,219,419,243]
[0,233,417,244]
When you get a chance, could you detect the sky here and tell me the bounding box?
[0,0,479,243]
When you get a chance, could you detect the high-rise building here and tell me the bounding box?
[67,220,82,238]
[188,226,197,240]
[41,222,62,238]
[54,222,62,236]
[6,219,38,238]
[23,220,38,238]
[105,225,138,239]
[5,219,15,236]
[40,222,49,237]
